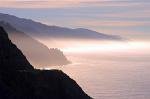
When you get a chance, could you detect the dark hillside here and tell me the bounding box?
[0,27,91,99]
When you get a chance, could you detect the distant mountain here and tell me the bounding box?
[0,21,70,68]
[0,27,91,99]
[0,13,122,41]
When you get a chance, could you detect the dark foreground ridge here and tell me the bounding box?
[0,27,92,99]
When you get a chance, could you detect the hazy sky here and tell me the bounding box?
[0,0,150,40]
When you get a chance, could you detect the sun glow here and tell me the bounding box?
[62,41,150,53]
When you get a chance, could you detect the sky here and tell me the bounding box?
[0,0,150,40]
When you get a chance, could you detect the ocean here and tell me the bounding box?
[50,52,150,99]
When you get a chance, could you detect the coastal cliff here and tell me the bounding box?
[0,27,91,99]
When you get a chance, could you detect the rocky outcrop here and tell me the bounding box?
[0,27,91,99]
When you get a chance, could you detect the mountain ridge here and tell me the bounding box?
[0,26,92,99]
[0,13,122,40]
[0,21,70,68]
[0,27,33,70]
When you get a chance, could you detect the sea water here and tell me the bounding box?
[57,53,150,99]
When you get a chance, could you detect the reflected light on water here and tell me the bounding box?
[62,41,150,53]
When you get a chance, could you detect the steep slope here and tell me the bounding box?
[0,21,70,68]
[0,13,122,40]
[0,27,33,70]
[0,26,91,99]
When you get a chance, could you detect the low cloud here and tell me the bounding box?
[75,20,150,27]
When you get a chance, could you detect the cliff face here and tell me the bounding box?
[0,21,70,68]
[0,27,33,70]
[0,27,91,99]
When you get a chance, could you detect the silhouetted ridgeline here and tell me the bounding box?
[0,21,70,68]
[0,13,122,40]
[0,27,92,99]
